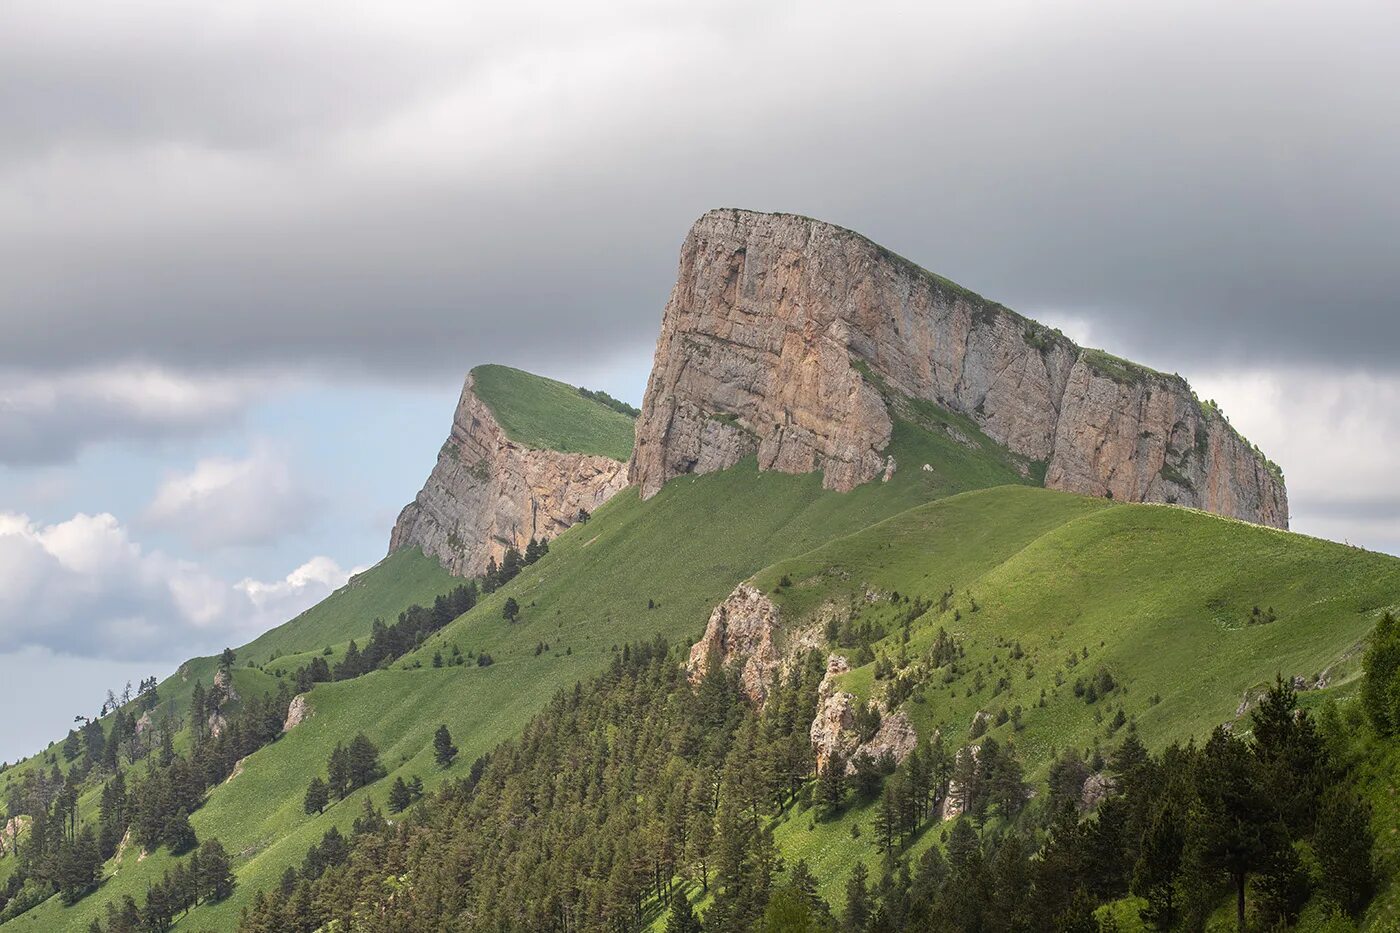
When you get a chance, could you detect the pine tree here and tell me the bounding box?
[843,861,871,933]
[819,753,846,819]
[327,744,351,799]
[197,838,235,902]
[1361,611,1400,734]
[1194,727,1282,932]
[303,777,328,815]
[433,724,458,768]
[1314,787,1375,917]
[387,777,412,814]
[665,888,703,933]
[502,597,521,622]
[346,733,382,789]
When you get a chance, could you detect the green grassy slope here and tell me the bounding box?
[2,405,1032,930]
[238,547,459,665]
[740,492,1400,917]
[471,363,637,460]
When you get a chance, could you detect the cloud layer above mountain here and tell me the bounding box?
[1,0,1396,383]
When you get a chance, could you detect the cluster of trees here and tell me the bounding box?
[0,676,294,920]
[287,583,479,687]
[577,385,641,417]
[302,734,383,814]
[239,641,1378,933]
[84,838,235,933]
[482,537,549,594]
[240,640,826,932]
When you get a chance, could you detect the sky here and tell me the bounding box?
[2,0,1398,762]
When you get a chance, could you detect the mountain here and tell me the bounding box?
[631,209,1286,526]
[395,210,1287,586]
[3,210,1396,933]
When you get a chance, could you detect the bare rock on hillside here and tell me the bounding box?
[687,583,821,705]
[391,372,628,577]
[283,694,311,732]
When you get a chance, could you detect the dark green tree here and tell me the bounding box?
[197,838,235,902]
[387,777,412,814]
[303,777,328,815]
[1314,786,1375,917]
[433,724,458,768]
[665,888,704,933]
[502,597,521,622]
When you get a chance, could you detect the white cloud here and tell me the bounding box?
[1193,367,1400,556]
[0,364,272,465]
[144,444,319,549]
[0,510,359,660]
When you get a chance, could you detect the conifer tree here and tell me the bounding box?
[388,777,412,814]
[434,724,458,767]
[303,777,328,815]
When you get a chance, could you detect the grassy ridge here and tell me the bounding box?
[744,493,1400,916]
[470,363,637,460]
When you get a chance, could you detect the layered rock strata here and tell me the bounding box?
[629,209,1287,527]
[391,373,629,577]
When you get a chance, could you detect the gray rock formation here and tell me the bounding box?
[630,209,1287,527]
[283,694,311,732]
[808,653,917,774]
[391,372,629,577]
[687,583,822,705]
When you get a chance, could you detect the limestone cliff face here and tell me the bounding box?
[687,583,822,705]
[630,209,1288,527]
[390,374,629,577]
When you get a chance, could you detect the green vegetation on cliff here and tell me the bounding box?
[471,363,637,460]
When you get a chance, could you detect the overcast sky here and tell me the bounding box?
[2,0,1398,762]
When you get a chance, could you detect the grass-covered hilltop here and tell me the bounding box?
[2,212,1397,933]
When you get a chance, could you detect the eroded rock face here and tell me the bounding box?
[687,583,821,705]
[283,694,311,732]
[391,373,629,577]
[809,654,917,774]
[630,209,1287,527]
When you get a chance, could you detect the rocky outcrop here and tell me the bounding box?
[940,744,982,821]
[391,372,629,577]
[1080,772,1116,811]
[630,209,1287,527]
[809,653,917,774]
[212,668,239,706]
[283,694,311,732]
[687,583,821,705]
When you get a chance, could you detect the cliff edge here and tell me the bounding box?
[629,209,1287,528]
[390,369,629,577]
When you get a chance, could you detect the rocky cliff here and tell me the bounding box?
[390,373,629,577]
[629,209,1288,527]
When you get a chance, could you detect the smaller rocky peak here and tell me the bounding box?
[687,582,824,706]
[390,369,630,578]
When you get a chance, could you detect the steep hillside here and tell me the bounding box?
[630,209,1287,527]
[745,489,1397,906]
[0,403,1030,930]
[206,484,1397,933]
[389,365,633,577]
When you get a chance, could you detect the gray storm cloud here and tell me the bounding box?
[0,0,1396,380]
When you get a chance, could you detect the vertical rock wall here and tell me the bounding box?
[390,374,629,577]
[629,209,1288,528]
